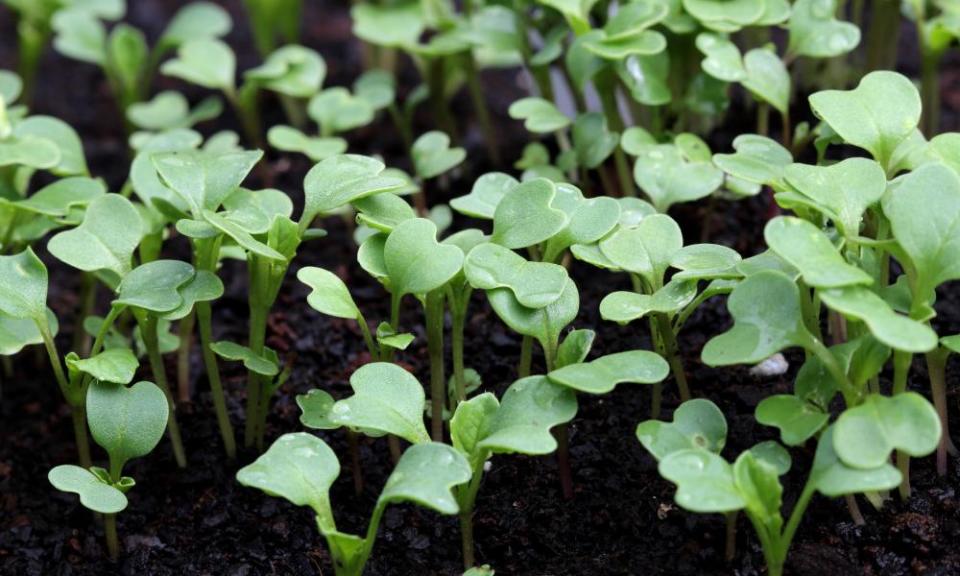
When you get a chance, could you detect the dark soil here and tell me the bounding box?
[1,1,959,575]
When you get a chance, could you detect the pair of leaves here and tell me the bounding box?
[115,260,224,319]
[696,34,790,114]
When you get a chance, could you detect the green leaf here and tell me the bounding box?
[684,0,765,30]
[161,39,236,91]
[756,395,829,446]
[549,350,669,394]
[713,134,792,188]
[818,286,938,353]
[297,267,360,320]
[882,163,960,304]
[236,432,339,517]
[14,116,88,175]
[160,270,223,320]
[764,216,872,288]
[0,248,47,320]
[384,218,464,296]
[637,398,727,460]
[787,0,861,59]
[782,158,886,238]
[353,69,396,111]
[52,9,107,65]
[833,393,941,469]
[0,70,22,104]
[741,48,790,114]
[220,187,294,235]
[378,442,472,515]
[0,309,56,355]
[508,98,570,133]
[210,341,279,377]
[302,155,407,222]
[351,1,425,48]
[599,279,698,323]
[696,33,745,82]
[809,71,921,170]
[0,136,60,170]
[87,380,170,470]
[702,271,810,366]
[617,54,671,106]
[599,213,683,284]
[464,243,567,308]
[48,465,127,514]
[411,131,466,180]
[267,126,346,162]
[543,186,621,260]
[536,0,597,34]
[353,193,416,232]
[297,389,337,430]
[475,375,578,454]
[152,148,262,216]
[201,209,286,261]
[450,393,500,464]
[488,278,578,351]
[659,449,745,513]
[491,178,568,248]
[555,329,595,368]
[929,133,960,176]
[450,173,519,220]
[160,1,232,48]
[670,243,742,281]
[127,91,222,131]
[66,348,138,384]
[810,427,902,497]
[572,112,619,169]
[308,87,375,136]
[6,177,105,218]
[246,45,325,98]
[732,451,784,532]
[48,194,143,281]
[633,144,724,212]
[114,260,193,312]
[325,362,430,444]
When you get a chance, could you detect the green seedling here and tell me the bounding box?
[54,2,232,114]
[903,0,960,133]
[126,91,223,133]
[626,132,726,212]
[242,0,302,57]
[639,398,935,576]
[409,130,465,214]
[238,433,470,576]
[49,378,168,559]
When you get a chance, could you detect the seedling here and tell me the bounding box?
[638,397,937,576]
[242,0,302,57]
[49,378,168,560]
[53,2,232,115]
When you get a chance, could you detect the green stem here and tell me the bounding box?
[347,430,364,496]
[72,272,97,356]
[804,333,857,406]
[197,301,237,459]
[926,348,955,476]
[426,290,446,442]
[865,0,901,72]
[725,512,737,561]
[176,309,196,404]
[104,513,120,561]
[141,314,187,468]
[896,450,911,498]
[757,103,770,137]
[892,349,911,395]
[426,57,458,140]
[655,313,690,401]
[518,335,533,378]
[920,51,941,135]
[457,458,486,568]
[245,258,270,448]
[776,481,817,570]
[451,302,467,407]
[70,406,93,469]
[596,71,634,196]
[463,53,501,166]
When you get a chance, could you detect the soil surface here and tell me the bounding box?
[1,1,959,575]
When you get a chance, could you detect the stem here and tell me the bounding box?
[926,348,956,476]
[896,450,911,498]
[865,0,901,72]
[347,430,364,496]
[245,278,269,448]
[756,103,770,137]
[451,303,467,407]
[554,423,574,500]
[457,458,486,568]
[426,56,458,140]
[197,301,237,459]
[426,290,446,442]
[778,481,817,566]
[141,314,187,468]
[176,309,196,404]
[892,349,911,395]
[463,53,501,166]
[844,494,866,525]
[725,512,737,561]
[655,314,690,401]
[104,514,120,561]
[596,71,634,196]
[780,109,791,149]
[804,334,857,406]
[920,51,941,135]
[70,406,93,469]
[72,272,97,356]
[518,335,533,378]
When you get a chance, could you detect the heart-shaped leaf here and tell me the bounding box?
[308,87,375,136]
[549,350,669,394]
[114,260,195,312]
[210,341,279,377]
[48,464,128,514]
[267,126,347,162]
[787,0,861,59]
[741,48,790,114]
[6,177,106,217]
[713,134,792,189]
[637,398,727,460]
[756,395,829,446]
[599,213,683,285]
[160,270,224,320]
[245,45,326,98]
[161,39,236,91]
[236,432,339,517]
[66,348,138,384]
[809,71,920,171]
[297,267,360,320]
[48,194,144,282]
[220,188,294,235]
[14,116,88,175]
[488,278,578,351]
[474,375,578,454]
[0,309,57,355]
[152,149,263,216]
[87,380,170,470]
[508,98,571,133]
[302,155,407,224]
[160,1,232,48]
[782,158,886,238]
[696,33,745,82]
[732,450,784,531]
[833,392,941,469]
[882,162,960,304]
[201,209,286,261]
[572,112,619,169]
[0,248,48,321]
[450,172,519,219]
[296,389,337,430]
[464,243,567,308]
[378,442,472,515]
[52,9,107,65]
[599,279,699,323]
[491,178,568,248]
[555,329,596,368]
[351,1,425,48]
[354,193,416,232]
[633,144,724,212]
[353,69,396,111]
[764,216,873,288]
[584,29,667,60]
[543,188,621,261]
[702,271,811,366]
[412,131,466,180]
[810,426,902,496]
[384,218,464,296]
[658,449,745,512]
[684,0,765,30]
[818,286,938,352]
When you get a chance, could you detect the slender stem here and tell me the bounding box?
[463,53,501,166]
[140,314,187,468]
[70,407,93,469]
[457,458,486,568]
[920,50,941,135]
[245,257,270,448]
[647,315,664,419]
[725,512,738,561]
[757,103,770,137]
[844,494,866,525]
[518,335,533,378]
[804,334,857,406]
[896,450,911,498]
[554,423,574,500]
[426,290,446,442]
[780,109,792,149]
[356,313,378,359]
[176,309,196,404]
[347,430,364,496]
[72,272,97,356]
[655,313,690,401]
[779,481,817,563]
[892,349,911,395]
[926,348,955,476]
[451,303,467,407]
[104,513,120,561]
[596,71,633,197]
[865,0,901,72]
[426,56,458,140]
[197,301,237,459]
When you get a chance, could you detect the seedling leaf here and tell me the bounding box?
[87,380,170,470]
[637,398,727,460]
[833,393,941,469]
[549,350,669,394]
[48,465,128,514]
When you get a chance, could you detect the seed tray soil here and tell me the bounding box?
[2,1,960,575]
